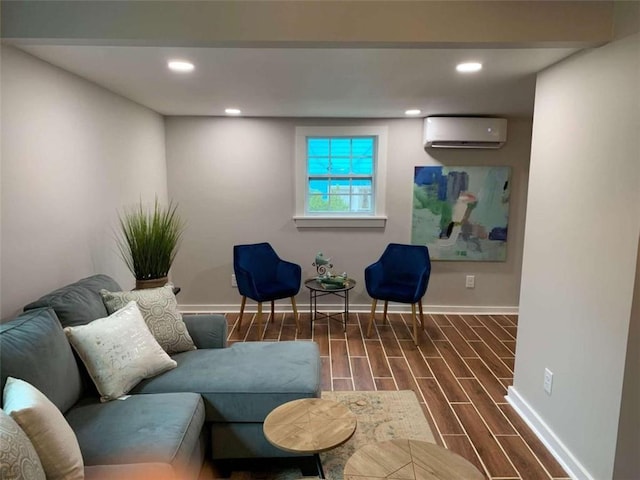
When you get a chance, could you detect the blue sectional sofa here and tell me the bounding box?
[0,275,321,480]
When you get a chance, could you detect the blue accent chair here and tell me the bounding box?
[364,243,431,345]
[233,242,301,338]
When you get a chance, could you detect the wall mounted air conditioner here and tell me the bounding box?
[424,117,508,149]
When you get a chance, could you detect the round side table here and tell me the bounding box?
[264,398,357,478]
[344,439,484,480]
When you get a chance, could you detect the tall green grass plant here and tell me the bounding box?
[117,199,185,281]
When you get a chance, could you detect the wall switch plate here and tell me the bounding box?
[231,274,237,287]
[465,275,475,288]
[544,368,553,395]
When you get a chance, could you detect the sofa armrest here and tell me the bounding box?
[182,314,227,349]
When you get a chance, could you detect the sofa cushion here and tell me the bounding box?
[0,308,82,413]
[66,392,204,475]
[131,341,321,422]
[100,285,196,354]
[0,408,46,480]
[23,274,121,328]
[64,301,177,402]
[3,378,84,480]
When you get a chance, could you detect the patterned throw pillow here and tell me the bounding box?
[100,285,196,354]
[3,378,82,480]
[64,301,177,402]
[0,408,46,480]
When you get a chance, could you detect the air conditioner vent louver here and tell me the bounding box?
[424,117,507,150]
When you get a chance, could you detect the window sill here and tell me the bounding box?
[293,216,387,228]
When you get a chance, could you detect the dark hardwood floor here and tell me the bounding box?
[218,310,569,480]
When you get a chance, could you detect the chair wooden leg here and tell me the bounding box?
[290,296,300,332]
[257,302,264,339]
[367,299,378,337]
[271,300,275,323]
[383,301,388,325]
[238,296,246,330]
[418,299,425,328]
[411,303,418,346]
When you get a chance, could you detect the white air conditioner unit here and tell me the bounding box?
[424,117,507,149]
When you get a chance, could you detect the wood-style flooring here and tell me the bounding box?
[220,310,569,480]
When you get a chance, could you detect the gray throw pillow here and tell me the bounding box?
[0,408,46,480]
[100,285,196,354]
[64,301,177,402]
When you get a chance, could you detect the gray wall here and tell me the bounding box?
[0,47,168,318]
[613,238,640,479]
[165,116,531,312]
[512,32,640,480]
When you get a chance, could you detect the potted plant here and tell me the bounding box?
[116,198,185,289]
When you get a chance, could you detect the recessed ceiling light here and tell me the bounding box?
[405,109,422,116]
[225,108,242,115]
[456,62,482,73]
[167,60,194,73]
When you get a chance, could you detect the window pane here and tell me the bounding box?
[352,179,372,193]
[308,194,329,212]
[308,138,330,157]
[328,195,350,212]
[329,179,350,193]
[352,138,374,156]
[309,179,328,195]
[309,157,329,174]
[330,138,351,157]
[330,157,350,174]
[352,156,373,174]
[351,195,372,212]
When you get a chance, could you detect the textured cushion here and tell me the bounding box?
[131,341,321,422]
[100,285,195,354]
[3,378,83,480]
[0,408,46,480]
[64,301,177,402]
[0,308,83,413]
[23,274,121,328]
[66,393,204,473]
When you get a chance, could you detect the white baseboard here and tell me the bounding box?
[179,303,518,315]
[506,386,593,480]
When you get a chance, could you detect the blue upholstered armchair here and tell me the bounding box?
[233,242,301,338]
[365,243,431,345]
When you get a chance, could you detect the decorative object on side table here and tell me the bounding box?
[116,197,185,290]
[312,252,333,276]
[317,272,349,290]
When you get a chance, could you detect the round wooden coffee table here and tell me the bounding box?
[343,439,484,480]
[264,398,357,477]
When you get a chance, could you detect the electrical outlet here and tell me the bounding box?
[231,274,237,287]
[465,275,475,288]
[543,368,553,395]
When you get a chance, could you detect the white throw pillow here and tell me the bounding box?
[64,301,177,402]
[3,378,83,480]
[0,407,46,480]
[100,285,196,354]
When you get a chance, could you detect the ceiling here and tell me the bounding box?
[16,44,580,118]
[4,1,612,118]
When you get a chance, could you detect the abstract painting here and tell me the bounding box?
[411,166,511,261]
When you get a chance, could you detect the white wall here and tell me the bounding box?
[510,32,640,480]
[165,116,531,312]
[0,47,168,319]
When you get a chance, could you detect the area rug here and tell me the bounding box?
[230,390,435,480]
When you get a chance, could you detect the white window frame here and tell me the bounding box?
[294,126,388,228]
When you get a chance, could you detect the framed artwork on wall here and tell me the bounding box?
[411,165,511,261]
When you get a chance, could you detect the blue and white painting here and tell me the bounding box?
[411,166,511,261]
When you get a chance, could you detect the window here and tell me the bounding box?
[294,126,387,228]
[307,137,375,214]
